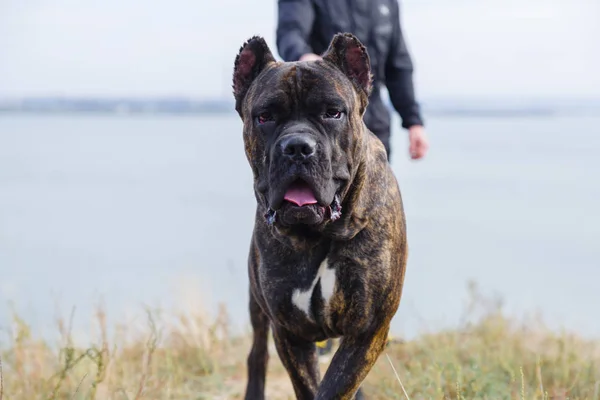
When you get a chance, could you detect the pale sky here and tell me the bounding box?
[1,0,598,99]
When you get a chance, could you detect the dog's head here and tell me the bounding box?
[233,33,373,231]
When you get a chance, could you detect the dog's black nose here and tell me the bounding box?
[281,135,316,161]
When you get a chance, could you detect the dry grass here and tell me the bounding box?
[0,284,598,399]
[363,284,600,399]
[0,303,242,400]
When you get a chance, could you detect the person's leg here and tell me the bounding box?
[363,94,392,163]
[317,338,333,355]
[364,121,392,163]
[375,127,392,163]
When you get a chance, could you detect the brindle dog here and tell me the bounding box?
[232,33,408,400]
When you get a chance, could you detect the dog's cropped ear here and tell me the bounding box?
[322,33,373,98]
[232,36,276,116]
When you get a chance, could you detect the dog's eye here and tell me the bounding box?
[323,109,343,120]
[257,113,273,124]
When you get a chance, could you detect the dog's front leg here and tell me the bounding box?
[272,326,321,400]
[315,324,390,400]
[244,290,270,400]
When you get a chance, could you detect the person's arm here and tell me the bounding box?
[276,0,316,62]
[384,1,424,130]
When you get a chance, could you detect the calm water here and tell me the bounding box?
[0,114,599,342]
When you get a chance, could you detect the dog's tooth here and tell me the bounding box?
[264,209,277,225]
[330,195,342,221]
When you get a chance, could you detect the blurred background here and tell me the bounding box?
[1,0,599,344]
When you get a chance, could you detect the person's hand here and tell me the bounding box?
[408,125,429,160]
[299,53,323,62]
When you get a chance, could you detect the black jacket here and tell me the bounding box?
[276,0,424,134]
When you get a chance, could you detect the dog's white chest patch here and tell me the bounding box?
[291,258,336,320]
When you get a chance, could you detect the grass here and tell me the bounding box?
[0,283,598,399]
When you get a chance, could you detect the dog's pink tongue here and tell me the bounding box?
[284,181,318,207]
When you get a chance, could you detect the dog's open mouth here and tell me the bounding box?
[265,179,342,226]
[283,180,318,207]
[267,179,324,226]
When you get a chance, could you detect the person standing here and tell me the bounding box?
[276,0,429,162]
[275,1,426,378]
